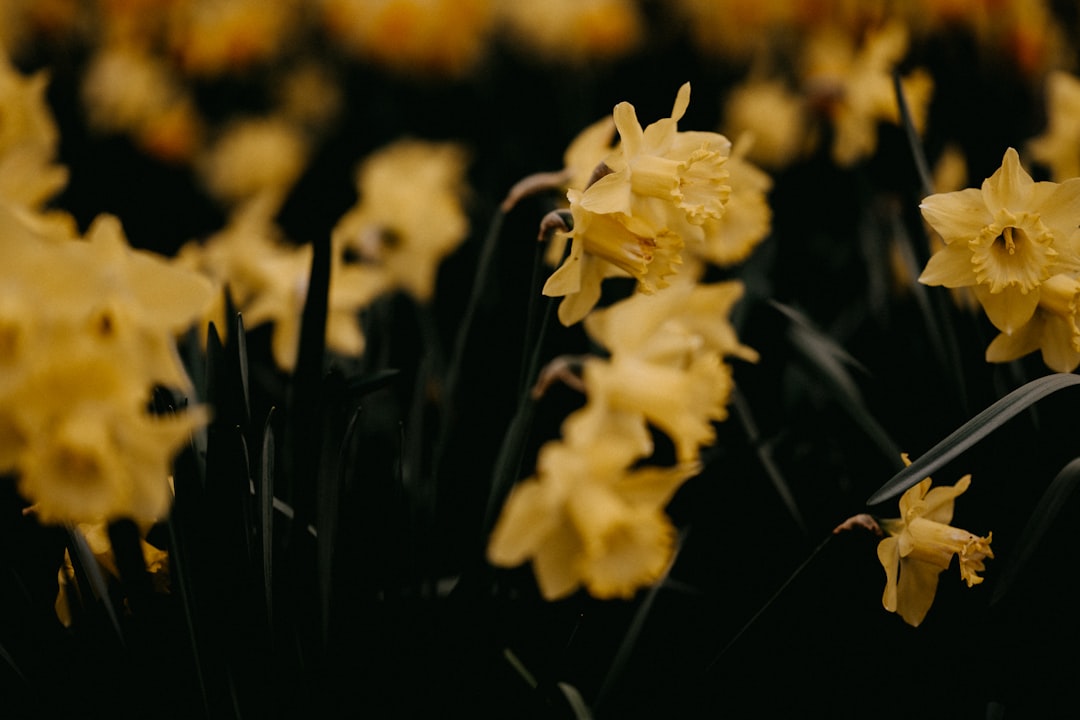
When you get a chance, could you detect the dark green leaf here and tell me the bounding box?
[867,373,1080,506]
[991,456,1080,605]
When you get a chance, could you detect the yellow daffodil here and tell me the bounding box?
[583,83,730,228]
[583,353,732,463]
[1028,71,1080,182]
[803,21,933,167]
[332,139,470,303]
[722,78,809,170]
[985,273,1080,372]
[487,404,697,599]
[876,460,993,627]
[6,347,207,524]
[493,0,642,65]
[321,0,494,78]
[198,116,309,210]
[919,147,1080,333]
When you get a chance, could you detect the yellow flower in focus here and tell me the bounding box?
[985,273,1080,373]
[919,147,1080,333]
[544,190,684,326]
[583,83,731,228]
[487,405,698,600]
[1028,71,1080,183]
[332,139,470,302]
[876,460,992,627]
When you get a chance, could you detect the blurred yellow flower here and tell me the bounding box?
[493,0,642,65]
[803,21,933,167]
[321,0,493,78]
[332,139,470,302]
[487,404,697,599]
[919,147,1080,333]
[876,459,993,627]
[693,141,773,270]
[723,79,809,170]
[167,0,301,76]
[198,116,310,210]
[1028,71,1080,182]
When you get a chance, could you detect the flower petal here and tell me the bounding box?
[894,557,943,627]
[613,101,643,157]
[918,243,976,287]
[982,147,1034,212]
[877,536,900,612]
[1040,315,1080,372]
[975,284,1039,333]
[986,318,1043,364]
[486,479,558,566]
[919,188,991,242]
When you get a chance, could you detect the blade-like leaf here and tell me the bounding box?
[867,373,1080,505]
[259,408,276,628]
[556,682,594,720]
[990,456,1080,605]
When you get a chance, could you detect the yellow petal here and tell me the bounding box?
[975,284,1039,334]
[877,536,900,612]
[918,243,976,288]
[981,147,1033,213]
[612,101,643,157]
[486,479,558,567]
[1040,314,1080,372]
[919,188,991,242]
[986,320,1043,364]
[894,557,943,627]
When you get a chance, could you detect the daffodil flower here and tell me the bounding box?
[487,405,698,600]
[876,462,993,627]
[919,147,1080,333]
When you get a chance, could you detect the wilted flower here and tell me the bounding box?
[919,147,1080,333]
[876,459,993,627]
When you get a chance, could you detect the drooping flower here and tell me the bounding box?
[487,404,697,600]
[876,459,993,627]
[543,83,733,325]
[919,147,1080,333]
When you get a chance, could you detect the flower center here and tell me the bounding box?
[971,215,1057,293]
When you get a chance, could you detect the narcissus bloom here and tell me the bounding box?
[332,139,470,302]
[876,461,993,627]
[487,404,697,599]
[544,83,733,325]
[919,147,1080,333]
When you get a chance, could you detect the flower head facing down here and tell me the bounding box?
[919,147,1080,333]
[876,458,993,627]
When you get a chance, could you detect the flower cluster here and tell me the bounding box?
[0,208,211,525]
[490,189,759,600]
[1,53,211,525]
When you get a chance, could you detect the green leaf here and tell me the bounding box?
[774,301,902,465]
[990,456,1080,606]
[259,408,276,629]
[866,373,1080,506]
